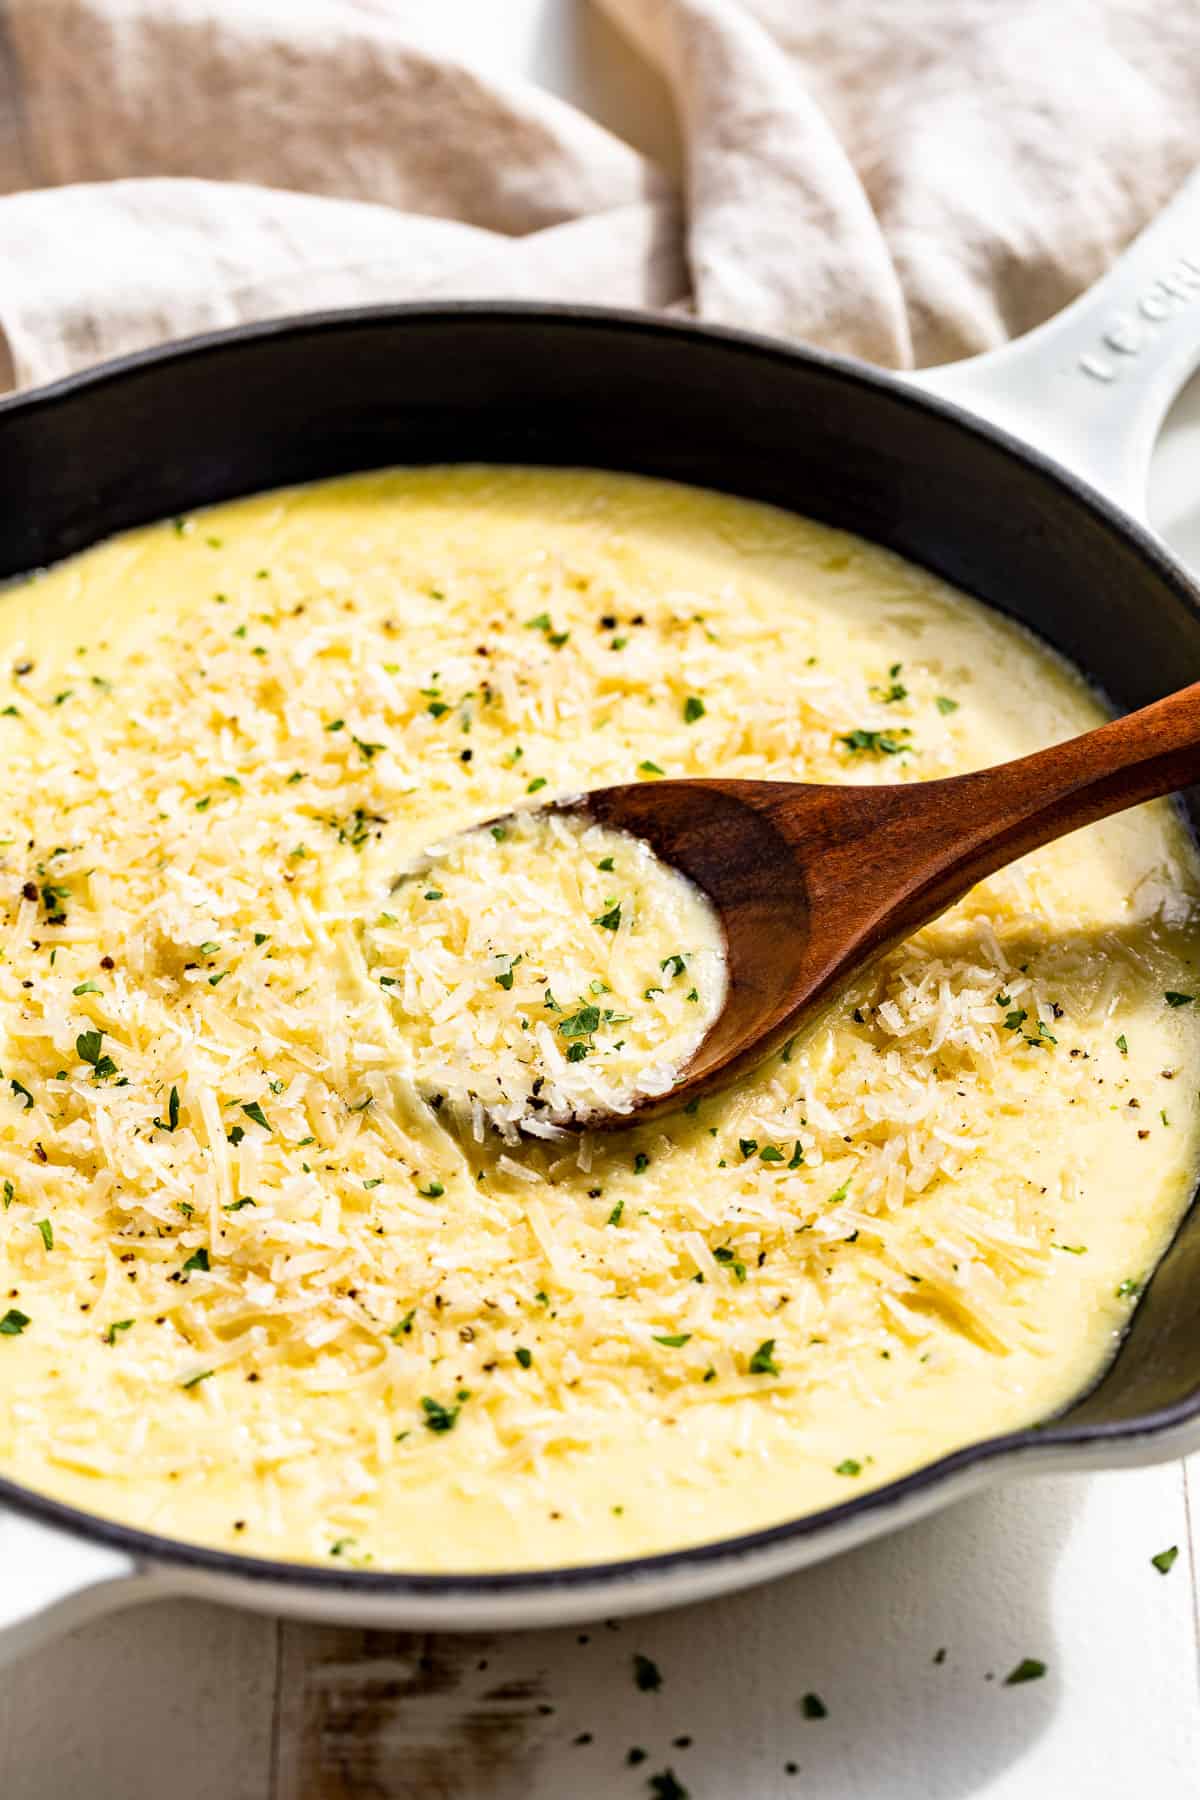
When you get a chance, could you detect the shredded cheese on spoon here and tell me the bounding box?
[372,809,726,1134]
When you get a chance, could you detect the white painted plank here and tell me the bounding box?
[0,1600,277,1800]
[271,1465,1198,1800]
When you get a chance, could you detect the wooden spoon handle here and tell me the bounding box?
[947,678,1200,856]
[788,681,1200,950]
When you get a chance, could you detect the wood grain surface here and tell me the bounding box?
[2,1461,1197,1799]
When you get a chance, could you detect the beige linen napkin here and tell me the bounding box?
[0,0,1196,391]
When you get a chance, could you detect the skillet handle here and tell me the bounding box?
[0,1511,147,1664]
[912,165,1200,519]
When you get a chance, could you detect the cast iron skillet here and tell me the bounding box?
[3,175,1200,1653]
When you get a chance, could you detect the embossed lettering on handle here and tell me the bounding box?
[914,167,1200,517]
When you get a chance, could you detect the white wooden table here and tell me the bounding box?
[4,7,1200,1794]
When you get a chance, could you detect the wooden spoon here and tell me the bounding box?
[557,681,1200,1125]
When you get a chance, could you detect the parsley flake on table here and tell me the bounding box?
[1003,1658,1047,1686]
[1151,1545,1179,1575]
[633,1652,663,1692]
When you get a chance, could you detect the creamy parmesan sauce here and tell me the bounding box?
[0,465,1198,1573]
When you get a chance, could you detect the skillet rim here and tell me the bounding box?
[2,297,1199,1599]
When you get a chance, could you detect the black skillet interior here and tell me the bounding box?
[3,301,1200,1487]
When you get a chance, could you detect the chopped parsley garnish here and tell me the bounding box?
[1003,1009,1027,1032]
[34,1219,53,1251]
[839,728,910,756]
[76,1029,117,1079]
[526,777,548,793]
[936,696,959,715]
[241,1100,270,1130]
[653,1332,691,1347]
[661,953,687,978]
[566,1041,590,1062]
[633,1152,650,1174]
[225,1196,257,1212]
[638,760,665,776]
[427,700,449,719]
[2,1182,12,1210]
[1116,1033,1129,1054]
[714,1245,747,1282]
[739,1138,759,1159]
[1003,1658,1047,1686]
[559,1006,601,1039]
[515,1347,533,1368]
[490,825,507,842]
[418,1181,445,1199]
[1164,991,1194,1007]
[834,1458,862,1476]
[0,1309,30,1335]
[420,1395,462,1433]
[1053,1243,1086,1255]
[607,1200,625,1226]
[597,856,615,871]
[423,890,443,901]
[198,941,221,956]
[181,1369,214,1390]
[1151,1545,1179,1575]
[759,1144,784,1163]
[363,1177,383,1190]
[1116,1277,1143,1298]
[495,954,523,991]
[683,695,705,723]
[594,904,622,931]
[633,1653,663,1692]
[10,1078,33,1110]
[389,1310,416,1339]
[182,1248,211,1273]
[227,1125,245,1147]
[72,980,101,996]
[748,1339,780,1375]
[104,1319,134,1344]
[801,1693,827,1719]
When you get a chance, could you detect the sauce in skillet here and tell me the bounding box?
[0,465,1196,1570]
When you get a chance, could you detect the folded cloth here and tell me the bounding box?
[0,0,1196,390]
